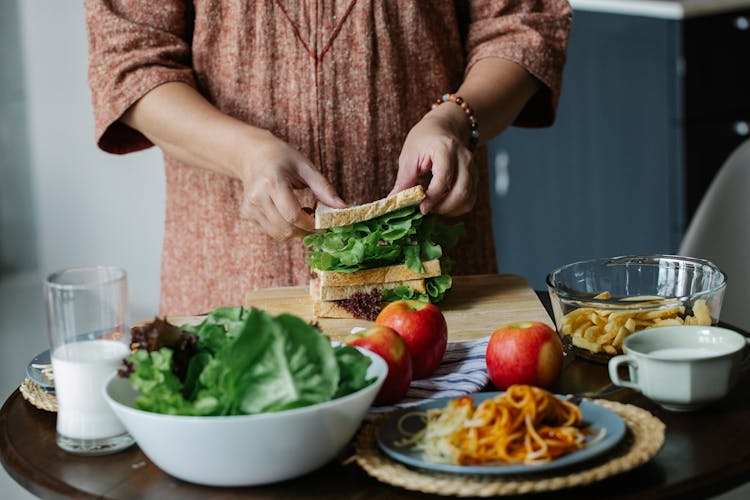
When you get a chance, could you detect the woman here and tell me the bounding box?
[84,1,571,315]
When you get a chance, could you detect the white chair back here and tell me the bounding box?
[679,139,750,331]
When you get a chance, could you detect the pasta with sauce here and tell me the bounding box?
[397,385,596,465]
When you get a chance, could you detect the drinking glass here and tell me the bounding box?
[44,265,134,455]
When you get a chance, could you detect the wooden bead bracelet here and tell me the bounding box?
[432,93,480,149]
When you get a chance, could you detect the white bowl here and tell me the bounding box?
[104,348,387,486]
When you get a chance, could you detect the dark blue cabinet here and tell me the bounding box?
[489,9,750,289]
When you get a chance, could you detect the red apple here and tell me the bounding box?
[486,321,563,390]
[375,300,448,379]
[345,325,413,405]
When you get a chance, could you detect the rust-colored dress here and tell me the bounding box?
[84,1,571,316]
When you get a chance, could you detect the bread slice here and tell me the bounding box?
[312,300,361,319]
[315,259,441,287]
[310,277,426,301]
[315,185,426,229]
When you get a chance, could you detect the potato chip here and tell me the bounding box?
[693,300,711,325]
[571,334,602,353]
[558,295,712,355]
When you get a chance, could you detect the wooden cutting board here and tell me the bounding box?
[243,274,553,343]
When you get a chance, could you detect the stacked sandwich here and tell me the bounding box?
[303,186,463,320]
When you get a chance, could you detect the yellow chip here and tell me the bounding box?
[624,317,637,332]
[583,325,601,341]
[602,344,618,355]
[558,293,713,356]
[652,317,684,327]
[591,313,607,328]
[612,326,630,347]
[692,299,711,325]
[638,306,684,320]
[571,334,603,353]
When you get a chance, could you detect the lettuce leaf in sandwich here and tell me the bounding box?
[302,205,464,303]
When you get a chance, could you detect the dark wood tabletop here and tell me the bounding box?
[2,293,749,500]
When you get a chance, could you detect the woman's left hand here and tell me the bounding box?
[391,103,478,216]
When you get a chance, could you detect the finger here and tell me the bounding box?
[298,165,347,209]
[240,204,275,238]
[246,213,271,238]
[273,185,315,233]
[245,189,305,241]
[390,150,424,196]
[263,191,309,240]
[431,158,476,216]
[420,147,456,214]
[264,202,307,240]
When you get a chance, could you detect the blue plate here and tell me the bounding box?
[26,349,54,392]
[376,391,626,475]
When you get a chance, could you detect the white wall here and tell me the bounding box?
[19,1,164,321]
[0,0,36,273]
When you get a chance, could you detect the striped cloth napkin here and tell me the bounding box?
[368,336,491,417]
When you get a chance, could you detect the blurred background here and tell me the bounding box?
[1,1,748,498]
[1,2,163,497]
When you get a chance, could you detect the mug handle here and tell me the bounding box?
[741,338,750,370]
[608,355,641,391]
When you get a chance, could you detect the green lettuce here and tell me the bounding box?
[302,206,464,302]
[379,275,453,304]
[333,344,375,398]
[125,307,375,416]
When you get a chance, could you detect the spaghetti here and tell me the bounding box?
[398,385,594,466]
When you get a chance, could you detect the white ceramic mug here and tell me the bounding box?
[608,325,750,411]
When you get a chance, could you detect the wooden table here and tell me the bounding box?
[2,290,750,499]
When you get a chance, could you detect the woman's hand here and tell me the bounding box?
[391,58,543,215]
[391,103,477,216]
[236,131,346,241]
[121,82,346,241]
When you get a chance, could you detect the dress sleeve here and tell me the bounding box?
[84,0,197,154]
[465,0,572,127]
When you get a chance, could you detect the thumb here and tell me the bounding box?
[299,165,347,208]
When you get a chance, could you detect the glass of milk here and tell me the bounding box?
[45,266,135,455]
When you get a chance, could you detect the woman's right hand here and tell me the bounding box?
[235,131,347,240]
[120,82,346,241]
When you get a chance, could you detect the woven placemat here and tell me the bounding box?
[354,399,665,497]
[19,377,58,412]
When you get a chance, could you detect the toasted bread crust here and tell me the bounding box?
[316,259,441,287]
[314,185,426,229]
[310,278,426,301]
[312,300,360,319]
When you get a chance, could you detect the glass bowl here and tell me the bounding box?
[546,255,727,363]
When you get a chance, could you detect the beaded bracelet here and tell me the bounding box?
[432,93,480,149]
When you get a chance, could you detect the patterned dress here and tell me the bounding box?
[84,0,571,315]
